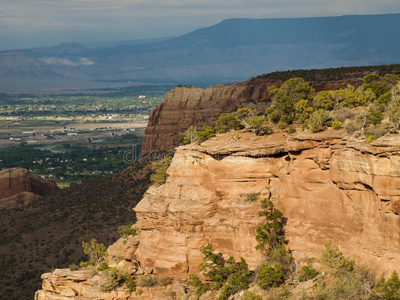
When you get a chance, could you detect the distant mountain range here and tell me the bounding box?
[1,13,400,92]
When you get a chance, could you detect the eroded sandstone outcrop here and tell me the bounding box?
[0,167,59,209]
[36,129,400,299]
[136,130,400,278]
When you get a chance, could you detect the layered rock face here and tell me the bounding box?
[135,130,400,278]
[141,82,270,154]
[0,167,59,209]
[141,79,361,153]
[36,130,400,299]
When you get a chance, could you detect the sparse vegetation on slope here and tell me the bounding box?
[183,125,216,144]
[117,224,140,243]
[150,155,173,186]
[0,162,151,299]
[188,244,251,300]
[81,238,107,267]
[182,72,400,146]
[183,196,394,300]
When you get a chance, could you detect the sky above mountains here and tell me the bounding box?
[1,0,400,51]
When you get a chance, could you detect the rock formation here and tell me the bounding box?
[36,129,400,299]
[135,130,400,278]
[0,167,59,209]
[141,78,360,154]
[141,82,270,154]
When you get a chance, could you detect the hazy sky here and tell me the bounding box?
[1,0,400,50]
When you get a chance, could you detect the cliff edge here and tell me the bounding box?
[36,129,400,299]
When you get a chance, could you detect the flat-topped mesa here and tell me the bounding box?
[134,130,400,279]
[141,78,361,153]
[0,167,59,209]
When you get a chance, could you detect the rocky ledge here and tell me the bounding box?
[141,79,359,153]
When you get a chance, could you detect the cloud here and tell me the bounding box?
[0,0,399,50]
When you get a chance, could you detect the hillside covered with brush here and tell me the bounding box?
[0,163,150,299]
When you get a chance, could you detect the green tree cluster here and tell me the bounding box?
[187,244,251,300]
[311,242,375,299]
[257,264,286,288]
[194,125,216,143]
[388,83,400,129]
[150,156,173,187]
[214,113,243,134]
[234,108,257,125]
[247,116,272,135]
[362,73,400,98]
[309,109,331,132]
[256,65,400,82]
[264,74,400,136]
[298,265,319,282]
[254,199,294,290]
[339,85,375,108]
[267,77,315,126]
[370,271,400,299]
[255,199,285,252]
[322,242,355,277]
[183,125,196,144]
[181,72,400,141]
[117,225,140,244]
[183,125,216,144]
[182,108,272,145]
[101,267,135,292]
[81,238,107,266]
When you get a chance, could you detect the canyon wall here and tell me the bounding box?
[0,167,59,209]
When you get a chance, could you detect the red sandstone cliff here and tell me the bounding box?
[135,130,400,278]
[141,82,270,154]
[36,129,400,299]
[0,167,59,209]
[141,78,361,154]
